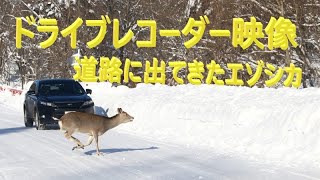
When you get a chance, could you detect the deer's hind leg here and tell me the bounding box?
[64,130,85,150]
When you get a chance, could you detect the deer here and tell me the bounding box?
[58,108,134,155]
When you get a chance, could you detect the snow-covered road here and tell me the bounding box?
[0,104,319,180]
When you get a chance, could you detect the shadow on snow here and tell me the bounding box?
[0,126,30,135]
[85,146,159,155]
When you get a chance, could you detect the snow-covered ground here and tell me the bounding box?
[0,83,320,179]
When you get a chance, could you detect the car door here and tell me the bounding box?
[26,82,37,117]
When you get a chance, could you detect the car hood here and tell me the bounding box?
[39,94,91,102]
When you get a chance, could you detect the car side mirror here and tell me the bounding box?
[27,90,35,95]
[86,89,92,94]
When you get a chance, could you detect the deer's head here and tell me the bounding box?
[117,108,134,123]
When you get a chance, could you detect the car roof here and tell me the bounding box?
[35,79,77,84]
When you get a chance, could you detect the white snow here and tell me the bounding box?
[83,83,320,167]
[1,83,320,179]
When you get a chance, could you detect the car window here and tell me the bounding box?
[74,82,85,95]
[29,83,36,92]
[39,81,85,96]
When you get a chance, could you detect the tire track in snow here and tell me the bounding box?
[0,106,150,179]
[0,110,102,177]
[1,103,320,179]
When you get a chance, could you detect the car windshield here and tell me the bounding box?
[39,81,85,96]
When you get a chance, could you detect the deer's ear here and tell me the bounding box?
[117,108,123,113]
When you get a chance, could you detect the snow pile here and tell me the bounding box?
[86,83,320,167]
[0,85,25,110]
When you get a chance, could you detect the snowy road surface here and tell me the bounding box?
[0,104,319,180]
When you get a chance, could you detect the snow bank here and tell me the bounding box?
[86,83,320,167]
[0,85,25,111]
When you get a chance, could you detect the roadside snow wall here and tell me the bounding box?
[87,83,320,167]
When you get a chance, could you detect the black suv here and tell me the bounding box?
[24,79,94,130]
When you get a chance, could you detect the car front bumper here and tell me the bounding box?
[38,105,94,124]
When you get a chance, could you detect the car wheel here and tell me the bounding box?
[34,110,45,130]
[86,106,95,114]
[24,108,33,127]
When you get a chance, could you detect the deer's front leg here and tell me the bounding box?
[93,133,102,156]
[73,135,94,150]
[72,144,84,151]
[83,135,94,148]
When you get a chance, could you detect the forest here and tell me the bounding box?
[0,0,319,88]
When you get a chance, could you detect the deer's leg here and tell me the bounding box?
[64,130,84,150]
[83,135,94,148]
[93,133,102,156]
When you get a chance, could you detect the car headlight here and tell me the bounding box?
[82,100,94,106]
[40,101,57,107]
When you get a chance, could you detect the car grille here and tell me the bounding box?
[55,102,83,108]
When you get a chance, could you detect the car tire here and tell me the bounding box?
[86,106,95,114]
[24,107,33,127]
[34,110,45,130]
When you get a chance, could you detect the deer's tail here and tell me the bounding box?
[52,117,63,130]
